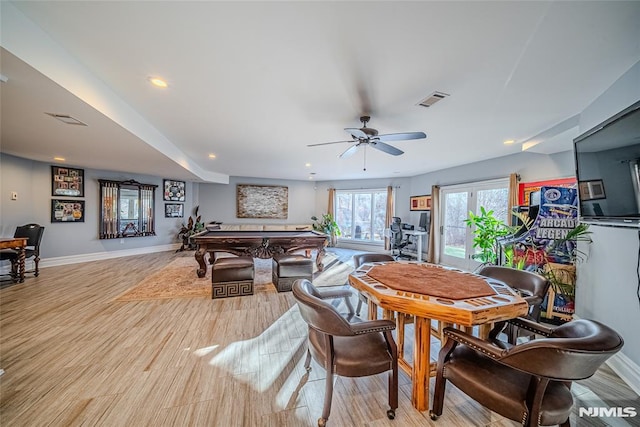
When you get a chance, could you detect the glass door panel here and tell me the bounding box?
[440,190,470,269]
[439,179,509,271]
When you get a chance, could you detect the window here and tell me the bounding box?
[335,189,387,243]
[439,179,509,270]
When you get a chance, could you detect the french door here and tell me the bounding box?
[439,179,509,271]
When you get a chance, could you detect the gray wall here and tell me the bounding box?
[0,153,195,259]
[406,150,575,227]
[575,60,640,371]
[196,176,317,225]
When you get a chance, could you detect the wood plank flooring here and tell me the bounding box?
[1,250,638,426]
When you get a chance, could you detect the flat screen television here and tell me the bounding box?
[573,99,640,228]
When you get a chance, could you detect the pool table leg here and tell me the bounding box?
[315,247,326,272]
[195,247,207,278]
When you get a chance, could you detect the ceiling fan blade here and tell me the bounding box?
[307,140,353,147]
[344,128,367,139]
[370,141,404,156]
[377,131,426,142]
[339,144,360,159]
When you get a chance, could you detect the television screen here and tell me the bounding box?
[573,100,640,227]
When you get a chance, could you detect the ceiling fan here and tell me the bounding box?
[307,116,427,159]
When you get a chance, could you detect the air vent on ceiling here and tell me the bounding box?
[45,113,87,126]
[417,91,449,108]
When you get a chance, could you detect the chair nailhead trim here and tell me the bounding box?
[444,331,498,359]
[354,326,395,334]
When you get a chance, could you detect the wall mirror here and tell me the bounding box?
[99,179,157,239]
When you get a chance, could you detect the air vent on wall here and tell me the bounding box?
[45,113,87,126]
[417,91,449,108]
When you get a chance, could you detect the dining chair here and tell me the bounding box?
[0,223,45,278]
[477,265,550,344]
[293,279,398,427]
[352,253,395,316]
[430,317,624,426]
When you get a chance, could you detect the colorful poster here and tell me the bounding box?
[518,178,576,206]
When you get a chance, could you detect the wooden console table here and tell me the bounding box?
[0,237,28,283]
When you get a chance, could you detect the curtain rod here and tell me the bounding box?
[436,174,517,189]
[327,185,400,191]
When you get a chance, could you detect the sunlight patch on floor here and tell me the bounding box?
[194,306,306,395]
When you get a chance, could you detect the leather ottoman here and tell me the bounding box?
[272,254,312,292]
[211,256,254,299]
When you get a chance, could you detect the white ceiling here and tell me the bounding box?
[2,1,640,183]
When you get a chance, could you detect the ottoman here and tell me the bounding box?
[211,256,254,299]
[272,254,313,292]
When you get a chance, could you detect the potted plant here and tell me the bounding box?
[311,214,341,247]
[464,206,514,265]
[177,206,205,251]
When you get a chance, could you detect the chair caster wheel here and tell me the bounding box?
[317,417,326,427]
[429,410,438,420]
[387,409,395,420]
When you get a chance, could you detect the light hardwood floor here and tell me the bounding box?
[1,250,638,426]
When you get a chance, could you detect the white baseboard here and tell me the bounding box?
[1,244,182,274]
[606,351,640,396]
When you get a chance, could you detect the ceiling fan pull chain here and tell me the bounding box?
[363,145,367,171]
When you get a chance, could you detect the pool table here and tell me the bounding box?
[191,229,328,278]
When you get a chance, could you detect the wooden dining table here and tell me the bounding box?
[348,261,528,412]
[0,237,28,283]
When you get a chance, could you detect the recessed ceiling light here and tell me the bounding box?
[503,139,516,145]
[148,76,168,88]
[305,163,311,167]
[45,113,87,126]
[208,153,216,159]
[54,157,66,161]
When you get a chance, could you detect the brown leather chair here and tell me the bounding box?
[352,253,395,316]
[430,317,624,426]
[477,265,550,344]
[0,223,45,278]
[293,279,398,427]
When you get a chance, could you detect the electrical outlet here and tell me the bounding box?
[10,191,17,200]
[120,238,124,244]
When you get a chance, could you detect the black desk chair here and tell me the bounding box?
[0,223,45,278]
[390,223,411,260]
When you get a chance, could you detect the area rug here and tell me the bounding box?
[115,252,351,302]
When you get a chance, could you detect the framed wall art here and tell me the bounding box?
[237,184,288,219]
[165,203,184,218]
[51,166,84,197]
[410,195,431,211]
[163,179,186,201]
[51,199,85,222]
[578,180,606,201]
